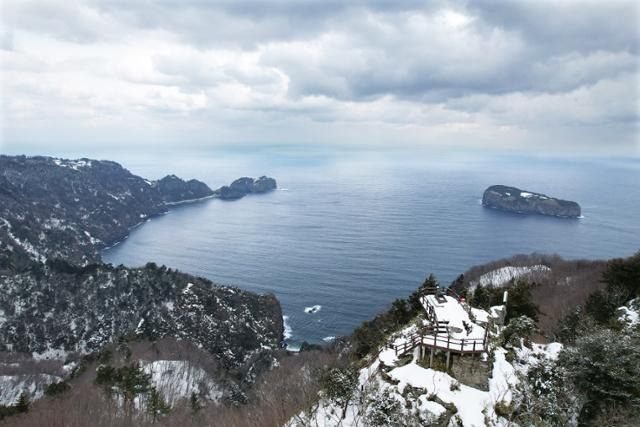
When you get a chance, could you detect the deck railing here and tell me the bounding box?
[392,332,486,357]
[392,286,487,357]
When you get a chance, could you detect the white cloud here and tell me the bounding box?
[1,0,638,154]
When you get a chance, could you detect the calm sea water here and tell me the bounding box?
[95,148,639,348]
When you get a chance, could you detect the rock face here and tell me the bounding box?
[0,261,283,370]
[482,185,581,218]
[153,174,214,204]
[0,155,212,269]
[215,176,277,200]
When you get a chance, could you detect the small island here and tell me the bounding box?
[482,185,581,218]
[214,176,277,200]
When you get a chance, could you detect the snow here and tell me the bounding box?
[51,158,92,171]
[32,348,68,361]
[0,217,46,263]
[378,348,399,366]
[304,305,321,314]
[390,363,491,426]
[520,192,533,198]
[419,397,446,417]
[0,374,61,405]
[470,307,490,323]
[489,348,517,404]
[618,300,640,328]
[423,294,486,341]
[469,265,551,290]
[141,360,222,404]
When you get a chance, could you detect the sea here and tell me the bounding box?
[52,146,638,349]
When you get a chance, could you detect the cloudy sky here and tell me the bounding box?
[1,0,638,155]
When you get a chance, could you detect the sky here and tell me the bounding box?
[1,0,639,155]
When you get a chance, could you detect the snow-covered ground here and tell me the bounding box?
[142,360,222,404]
[469,265,551,290]
[0,374,61,405]
[288,292,562,426]
[618,299,640,329]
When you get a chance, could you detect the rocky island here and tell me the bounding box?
[215,176,277,200]
[482,185,581,218]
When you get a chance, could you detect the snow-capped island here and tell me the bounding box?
[482,185,581,218]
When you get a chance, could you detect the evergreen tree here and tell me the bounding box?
[505,280,540,323]
[389,298,410,325]
[147,387,170,422]
[15,392,29,413]
[557,329,640,422]
[322,366,358,419]
[190,392,201,413]
[602,251,640,300]
[501,315,538,348]
[470,285,490,309]
[409,273,439,312]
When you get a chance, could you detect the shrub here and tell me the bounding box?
[557,329,640,421]
[321,366,359,419]
[501,315,538,349]
[364,387,407,427]
[494,400,513,417]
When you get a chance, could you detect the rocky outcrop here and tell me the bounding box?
[215,176,277,200]
[0,156,213,270]
[153,174,214,204]
[482,185,581,218]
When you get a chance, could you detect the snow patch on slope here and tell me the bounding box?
[0,374,61,405]
[469,265,551,290]
[142,360,222,404]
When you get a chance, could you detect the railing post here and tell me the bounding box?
[461,338,465,351]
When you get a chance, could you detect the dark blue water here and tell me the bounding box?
[99,148,640,348]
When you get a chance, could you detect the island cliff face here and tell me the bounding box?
[482,185,581,218]
[153,174,214,204]
[215,176,277,200]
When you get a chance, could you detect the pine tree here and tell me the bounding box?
[15,392,29,413]
[147,387,170,422]
[190,392,201,413]
[409,273,440,312]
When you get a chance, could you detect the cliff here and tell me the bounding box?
[153,174,214,204]
[482,185,581,218]
[0,155,212,269]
